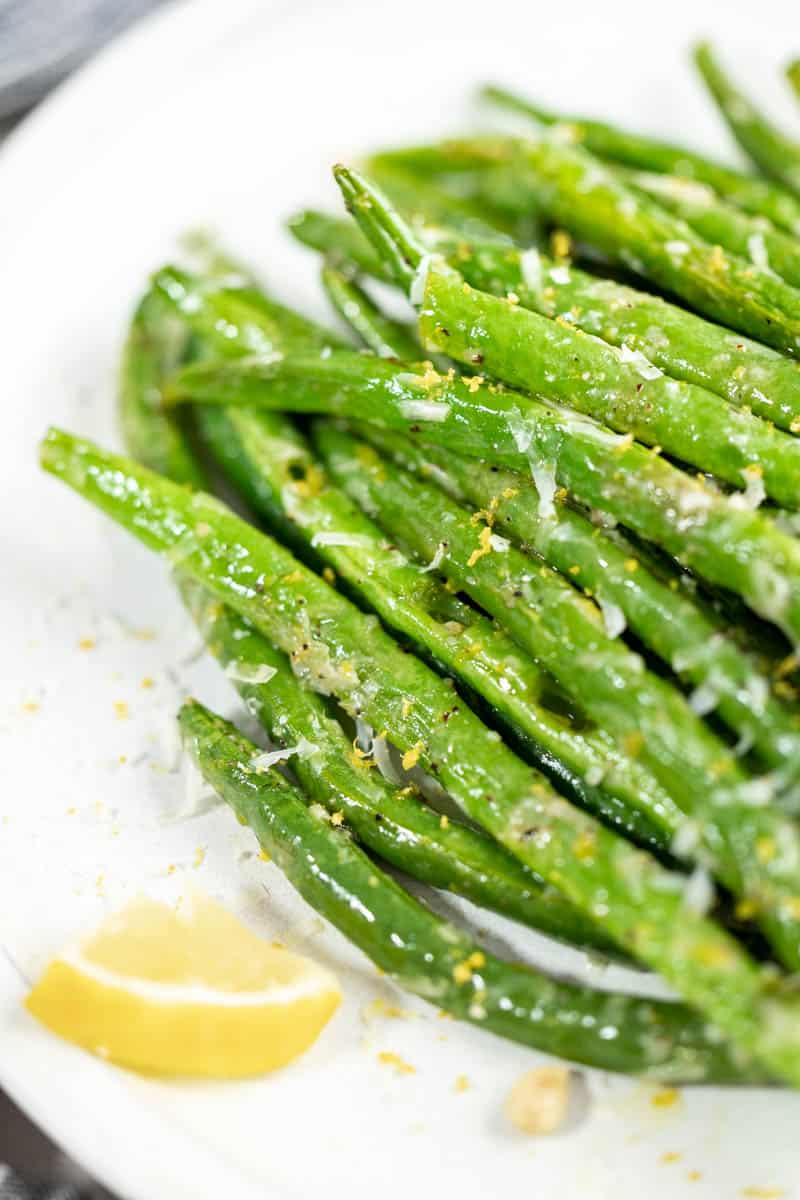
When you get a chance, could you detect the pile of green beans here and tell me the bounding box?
[40,44,800,1086]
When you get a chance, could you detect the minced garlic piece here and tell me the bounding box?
[505,1066,571,1135]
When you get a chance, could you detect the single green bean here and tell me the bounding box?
[320,264,422,362]
[118,289,207,487]
[693,43,800,198]
[788,60,800,104]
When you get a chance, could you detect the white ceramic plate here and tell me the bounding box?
[2,1,800,1196]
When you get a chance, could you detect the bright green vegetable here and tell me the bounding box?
[360,160,523,241]
[126,270,623,953]
[693,43,800,198]
[167,346,800,647]
[118,289,207,487]
[180,700,772,1082]
[289,208,800,433]
[789,59,800,103]
[180,579,620,953]
[196,404,678,849]
[480,82,800,235]
[152,265,348,360]
[314,424,742,805]
[425,262,800,508]
[320,264,422,362]
[42,428,800,1073]
[314,252,800,782]
[624,169,800,289]
[318,422,800,974]
[336,164,800,506]
[370,139,800,356]
[357,423,800,780]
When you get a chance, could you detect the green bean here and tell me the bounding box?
[694,43,800,198]
[196,404,678,849]
[368,139,800,354]
[320,264,422,362]
[788,59,800,104]
[479,82,800,235]
[179,578,619,952]
[318,422,800,973]
[624,169,800,289]
[288,207,800,433]
[356,424,800,781]
[41,427,800,1077]
[167,345,800,648]
[179,700,769,1082]
[118,289,207,487]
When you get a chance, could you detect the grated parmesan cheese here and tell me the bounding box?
[420,542,446,573]
[251,737,319,772]
[519,247,543,293]
[225,661,277,685]
[617,343,663,380]
[729,464,766,511]
[410,254,433,306]
[598,597,626,639]
[397,399,451,422]
[683,867,715,915]
[747,232,770,272]
[310,530,374,548]
[531,462,557,518]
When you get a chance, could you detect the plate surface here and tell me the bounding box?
[1,1,799,1197]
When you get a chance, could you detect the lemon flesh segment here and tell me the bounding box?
[25,893,341,1077]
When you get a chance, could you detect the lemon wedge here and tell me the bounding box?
[25,891,341,1077]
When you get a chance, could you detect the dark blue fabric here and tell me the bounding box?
[0,1166,83,1200]
[0,0,164,118]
